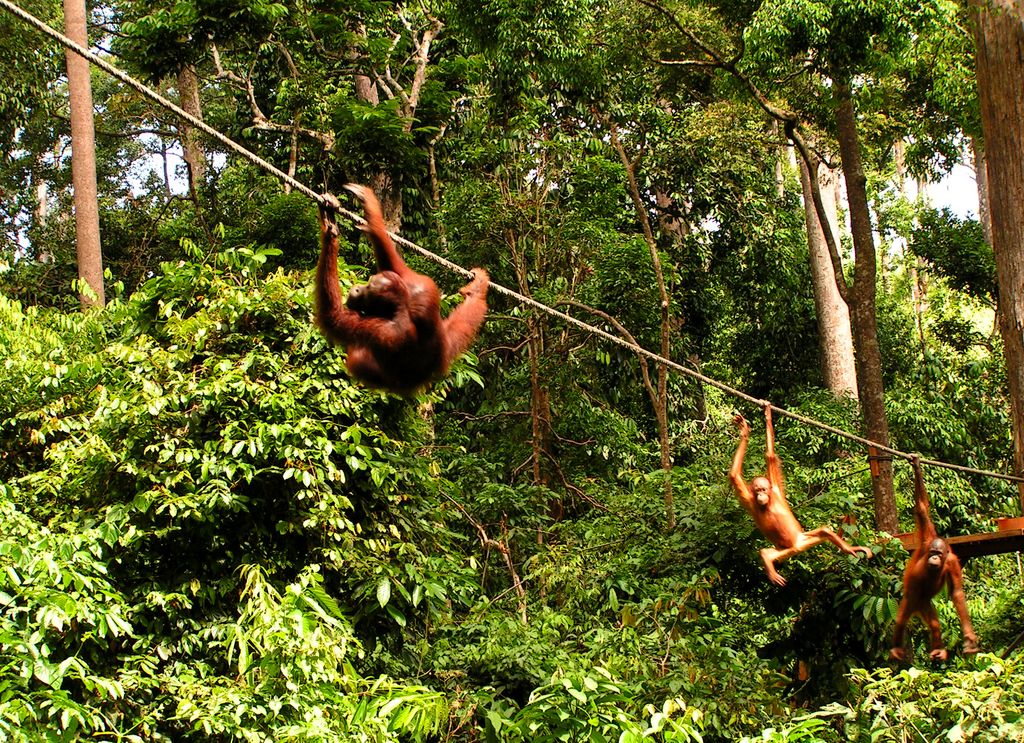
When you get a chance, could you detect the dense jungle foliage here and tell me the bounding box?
[2,0,1024,740]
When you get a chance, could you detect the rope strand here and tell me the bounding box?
[4,0,1020,484]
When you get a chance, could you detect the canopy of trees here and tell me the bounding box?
[2,0,1024,740]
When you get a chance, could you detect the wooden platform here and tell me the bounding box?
[896,528,1024,560]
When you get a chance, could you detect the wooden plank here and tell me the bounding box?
[895,528,1024,560]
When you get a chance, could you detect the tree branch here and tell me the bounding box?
[637,0,848,299]
[211,41,335,150]
[442,493,527,623]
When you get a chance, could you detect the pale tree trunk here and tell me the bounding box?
[772,121,786,198]
[911,261,928,359]
[35,174,51,263]
[63,0,104,308]
[349,13,441,228]
[176,64,206,195]
[971,137,993,246]
[160,137,172,196]
[799,158,858,398]
[350,55,397,222]
[972,0,1024,510]
[35,183,48,228]
[353,60,397,224]
[284,125,299,194]
[834,81,897,533]
[612,125,675,529]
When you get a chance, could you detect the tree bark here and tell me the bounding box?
[971,136,993,246]
[35,182,48,228]
[799,158,858,398]
[352,52,399,225]
[176,63,206,196]
[504,217,557,538]
[612,125,675,529]
[834,81,897,532]
[772,120,786,198]
[63,0,104,308]
[972,0,1024,509]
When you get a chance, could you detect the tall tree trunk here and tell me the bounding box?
[159,137,172,196]
[34,165,51,262]
[834,81,897,532]
[35,182,48,228]
[972,0,1024,510]
[350,23,404,226]
[612,126,675,529]
[971,136,993,246]
[176,64,206,195]
[506,226,556,538]
[799,158,858,398]
[350,56,395,220]
[527,317,554,515]
[772,120,786,198]
[63,0,104,308]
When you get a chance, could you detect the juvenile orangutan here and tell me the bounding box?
[730,406,873,586]
[889,456,979,661]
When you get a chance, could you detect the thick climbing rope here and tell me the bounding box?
[4,0,1021,485]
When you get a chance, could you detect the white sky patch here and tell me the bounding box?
[930,163,980,219]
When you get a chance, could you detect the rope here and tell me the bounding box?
[5,0,1022,486]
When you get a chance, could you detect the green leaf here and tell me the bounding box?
[376,578,391,607]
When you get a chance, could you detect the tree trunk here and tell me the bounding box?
[799,158,858,398]
[834,81,897,532]
[527,316,555,520]
[35,168,51,262]
[176,64,206,195]
[63,0,104,309]
[506,227,557,537]
[160,137,172,196]
[772,120,786,198]
[351,23,403,226]
[971,136,993,246]
[352,76,399,225]
[972,0,1024,510]
[35,182,48,228]
[613,126,674,529]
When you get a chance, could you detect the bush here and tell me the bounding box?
[0,247,465,740]
[823,654,1024,742]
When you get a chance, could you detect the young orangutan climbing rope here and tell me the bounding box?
[890,456,979,662]
[730,405,873,586]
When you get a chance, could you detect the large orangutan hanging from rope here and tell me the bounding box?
[730,406,873,586]
[316,184,489,395]
[889,456,979,662]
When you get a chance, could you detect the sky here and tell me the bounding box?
[930,163,981,219]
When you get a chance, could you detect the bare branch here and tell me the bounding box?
[442,493,527,623]
[211,41,335,150]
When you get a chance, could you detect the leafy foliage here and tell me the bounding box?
[3,0,1023,739]
[0,248,466,740]
[824,655,1024,742]
[909,208,995,301]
